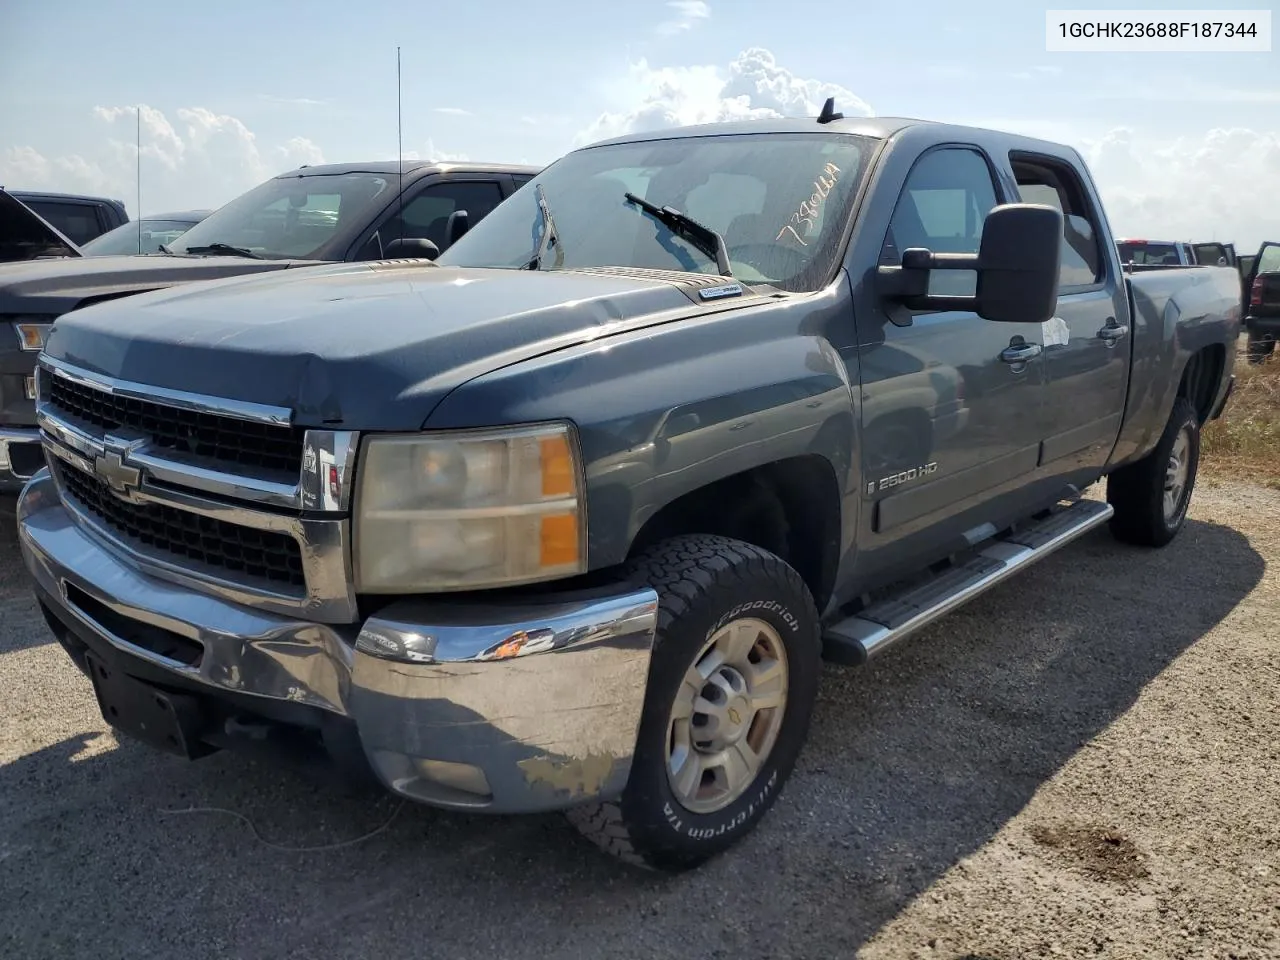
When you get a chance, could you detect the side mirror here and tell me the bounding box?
[383,237,440,260]
[974,203,1062,323]
[445,210,469,248]
[876,203,1063,325]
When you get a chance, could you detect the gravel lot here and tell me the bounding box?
[2,479,1277,960]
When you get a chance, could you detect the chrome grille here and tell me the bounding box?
[36,356,360,623]
[58,460,306,588]
[48,373,307,474]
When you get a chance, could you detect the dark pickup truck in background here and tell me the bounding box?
[16,111,1240,873]
[6,190,129,246]
[0,159,538,491]
[1244,241,1280,361]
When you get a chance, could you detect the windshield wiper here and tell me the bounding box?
[524,184,561,270]
[182,242,263,259]
[623,192,732,278]
[522,184,563,271]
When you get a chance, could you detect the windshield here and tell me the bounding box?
[81,218,202,256]
[166,171,394,259]
[437,132,874,292]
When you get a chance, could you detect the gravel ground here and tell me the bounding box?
[1,479,1277,960]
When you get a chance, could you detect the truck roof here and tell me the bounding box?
[273,160,543,179]
[4,189,128,208]
[584,115,1087,158]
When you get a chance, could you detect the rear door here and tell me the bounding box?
[1192,242,1231,266]
[1008,151,1130,486]
[1245,241,1280,321]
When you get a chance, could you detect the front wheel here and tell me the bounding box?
[566,534,822,872]
[1106,395,1200,547]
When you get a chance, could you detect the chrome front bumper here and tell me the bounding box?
[17,471,660,813]
[0,426,42,492]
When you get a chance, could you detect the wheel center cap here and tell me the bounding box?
[723,696,751,742]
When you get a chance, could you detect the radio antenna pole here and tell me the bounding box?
[136,105,142,252]
[397,46,404,245]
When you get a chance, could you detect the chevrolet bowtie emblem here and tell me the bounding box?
[94,447,142,501]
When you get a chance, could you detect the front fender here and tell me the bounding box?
[422,296,859,570]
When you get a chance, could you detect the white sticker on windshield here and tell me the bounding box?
[1041,316,1070,347]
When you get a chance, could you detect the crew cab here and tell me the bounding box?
[16,111,1240,873]
[0,159,538,492]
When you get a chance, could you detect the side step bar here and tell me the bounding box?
[822,498,1114,665]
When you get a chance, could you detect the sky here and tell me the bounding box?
[1,0,1277,248]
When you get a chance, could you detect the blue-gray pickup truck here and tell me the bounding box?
[15,109,1241,872]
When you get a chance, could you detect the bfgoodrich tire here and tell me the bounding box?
[566,534,822,872]
[1106,395,1200,547]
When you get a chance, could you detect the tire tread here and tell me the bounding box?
[566,533,819,871]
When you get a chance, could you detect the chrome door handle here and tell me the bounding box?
[1097,319,1129,343]
[1000,342,1043,363]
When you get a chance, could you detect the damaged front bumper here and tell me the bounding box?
[17,469,660,813]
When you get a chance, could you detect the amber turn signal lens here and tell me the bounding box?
[540,434,575,498]
[539,512,579,567]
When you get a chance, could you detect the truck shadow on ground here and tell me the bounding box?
[0,515,1265,960]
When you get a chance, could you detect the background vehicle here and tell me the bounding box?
[5,190,128,245]
[16,114,1239,874]
[0,159,538,492]
[0,188,82,263]
[1243,241,1280,361]
[80,210,212,256]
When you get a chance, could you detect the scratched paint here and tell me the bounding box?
[516,751,617,798]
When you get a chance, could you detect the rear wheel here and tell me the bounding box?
[566,534,822,871]
[1106,396,1200,547]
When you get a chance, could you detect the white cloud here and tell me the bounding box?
[402,138,469,163]
[0,103,330,214]
[1081,126,1280,250]
[576,46,873,146]
[656,0,710,36]
[432,107,471,116]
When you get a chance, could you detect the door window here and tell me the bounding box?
[1010,154,1106,291]
[27,201,100,245]
[881,148,1000,297]
[1256,243,1280,275]
[368,180,506,257]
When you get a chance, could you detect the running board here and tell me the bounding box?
[822,498,1114,665]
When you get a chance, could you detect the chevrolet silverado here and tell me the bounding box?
[16,109,1241,872]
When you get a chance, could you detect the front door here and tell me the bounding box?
[849,144,1050,582]
[1009,152,1131,487]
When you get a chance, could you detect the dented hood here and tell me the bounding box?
[43,259,754,430]
[0,189,83,262]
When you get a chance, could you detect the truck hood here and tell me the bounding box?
[0,189,83,262]
[0,253,313,316]
[43,260,760,430]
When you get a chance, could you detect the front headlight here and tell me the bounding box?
[12,316,56,352]
[353,422,587,592]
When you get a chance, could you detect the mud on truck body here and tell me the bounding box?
[16,111,1239,871]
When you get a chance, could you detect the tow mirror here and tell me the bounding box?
[875,203,1063,325]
